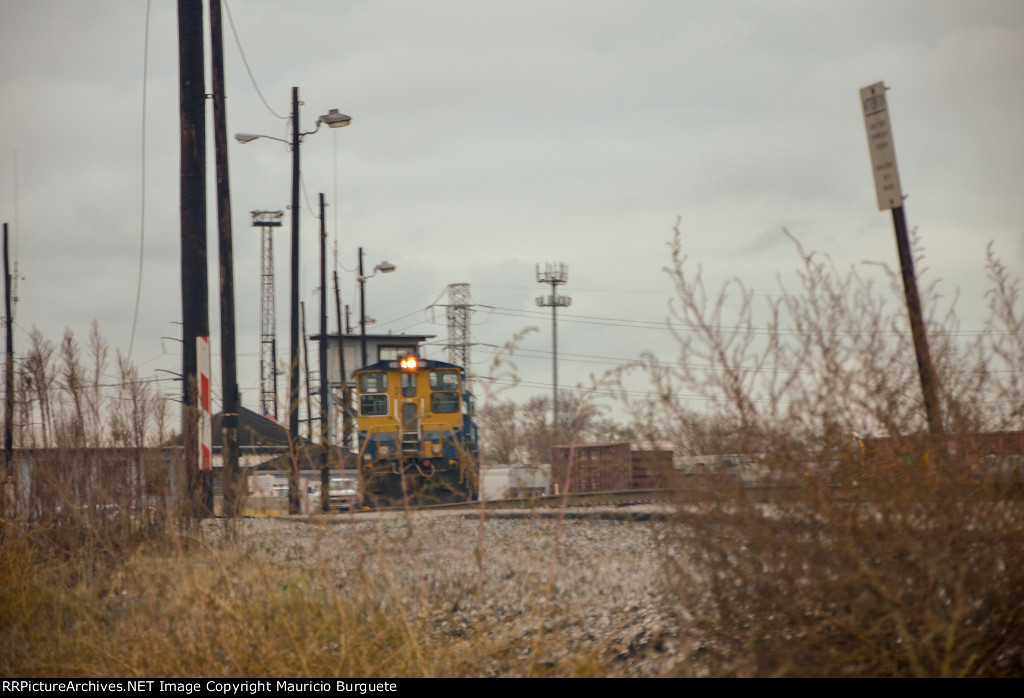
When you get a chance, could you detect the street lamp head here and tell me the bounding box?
[234,133,262,144]
[375,261,396,274]
[319,109,352,129]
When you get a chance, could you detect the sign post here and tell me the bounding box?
[860,82,943,435]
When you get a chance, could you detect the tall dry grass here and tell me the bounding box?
[0,526,455,677]
[1,509,653,678]
[0,325,632,677]
[5,324,173,564]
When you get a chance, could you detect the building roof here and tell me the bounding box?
[210,405,312,451]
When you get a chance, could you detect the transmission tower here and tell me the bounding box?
[536,263,571,428]
[446,283,471,370]
[252,210,283,419]
[427,283,488,391]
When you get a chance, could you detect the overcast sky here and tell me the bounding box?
[1,0,1022,424]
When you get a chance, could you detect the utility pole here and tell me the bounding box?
[536,263,571,430]
[333,270,351,455]
[358,247,367,368]
[3,223,13,514]
[235,92,350,515]
[318,194,330,511]
[177,0,211,517]
[301,301,312,441]
[287,86,302,516]
[357,248,396,369]
[209,0,240,515]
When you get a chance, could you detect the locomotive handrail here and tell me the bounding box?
[357,419,471,465]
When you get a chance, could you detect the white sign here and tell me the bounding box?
[861,82,904,211]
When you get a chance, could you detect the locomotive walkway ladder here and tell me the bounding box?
[401,429,421,456]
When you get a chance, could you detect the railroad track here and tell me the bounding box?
[343,483,810,516]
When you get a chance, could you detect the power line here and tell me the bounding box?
[222,0,288,120]
[484,305,1008,338]
[127,0,152,361]
[472,341,1021,376]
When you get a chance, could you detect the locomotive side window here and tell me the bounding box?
[431,391,459,414]
[429,369,459,391]
[360,394,388,416]
[359,372,387,394]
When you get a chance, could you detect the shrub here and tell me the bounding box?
[651,224,1024,676]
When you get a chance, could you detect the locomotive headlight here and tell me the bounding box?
[431,442,441,455]
[400,356,418,371]
[379,445,392,458]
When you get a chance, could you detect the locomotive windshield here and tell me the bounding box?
[429,369,460,413]
[360,394,388,416]
[429,369,459,391]
[359,372,387,393]
[431,392,459,413]
[400,373,417,397]
[358,371,389,416]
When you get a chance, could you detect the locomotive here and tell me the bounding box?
[353,355,478,507]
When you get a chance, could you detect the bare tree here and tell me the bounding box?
[22,328,56,447]
[87,321,109,447]
[646,222,1023,458]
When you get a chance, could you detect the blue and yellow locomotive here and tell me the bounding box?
[354,355,478,506]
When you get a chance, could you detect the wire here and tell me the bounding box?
[127,0,151,362]
[223,0,288,120]
[484,305,1005,338]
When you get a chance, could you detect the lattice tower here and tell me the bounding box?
[252,211,283,419]
[446,283,471,372]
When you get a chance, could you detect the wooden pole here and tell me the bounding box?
[210,0,241,515]
[177,0,211,517]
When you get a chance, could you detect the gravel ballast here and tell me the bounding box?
[203,509,684,677]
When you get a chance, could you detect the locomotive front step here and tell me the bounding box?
[401,431,421,455]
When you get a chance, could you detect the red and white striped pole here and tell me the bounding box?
[198,336,212,470]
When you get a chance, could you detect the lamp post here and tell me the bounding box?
[236,87,350,514]
[536,263,571,430]
[357,246,396,368]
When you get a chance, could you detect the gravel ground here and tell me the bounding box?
[202,508,685,677]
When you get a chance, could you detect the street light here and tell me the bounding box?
[357,247,397,368]
[537,263,571,429]
[235,86,350,515]
[235,112,350,144]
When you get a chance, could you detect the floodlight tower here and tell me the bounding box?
[252,210,283,419]
[536,263,571,429]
